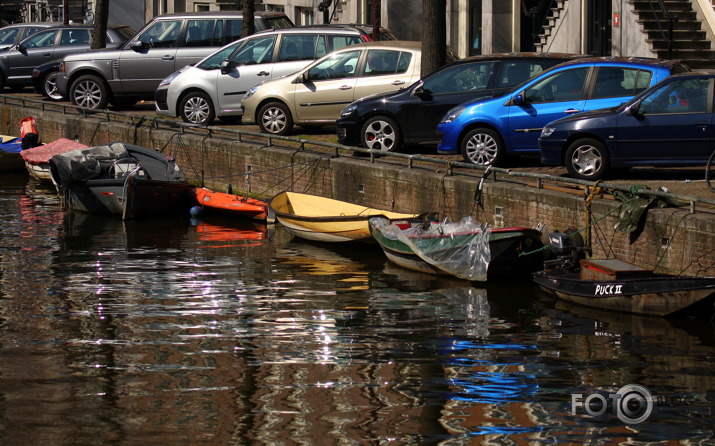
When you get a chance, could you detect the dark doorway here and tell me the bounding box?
[469,0,482,55]
[587,0,612,56]
[520,0,552,52]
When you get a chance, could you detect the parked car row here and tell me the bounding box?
[4,13,712,182]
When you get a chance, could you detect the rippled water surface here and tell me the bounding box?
[1,173,714,445]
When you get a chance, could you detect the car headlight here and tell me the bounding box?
[243,83,262,101]
[440,105,466,124]
[340,104,357,117]
[158,69,183,88]
[541,126,555,138]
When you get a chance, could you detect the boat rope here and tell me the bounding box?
[425,172,450,220]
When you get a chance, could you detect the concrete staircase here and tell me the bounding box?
[630,0,715,68]
[534,0,567,52]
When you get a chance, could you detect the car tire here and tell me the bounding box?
[42,71,64,100]
[360,116,402,152]
[258,101,293,135]
[70,74,109,109]
[460,127,504,166]
[179,92,215,125]
[565,138,610,181]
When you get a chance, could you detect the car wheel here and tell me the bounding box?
[565,138,610,180]
[460,127,504,166]
[258,101,293,135]
[360,116,402,152]
[70,74,109,109]
[180,92,215,125]
[42,70,64,100]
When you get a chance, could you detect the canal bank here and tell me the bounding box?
[3,99,714,277]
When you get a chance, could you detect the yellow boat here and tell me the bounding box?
[269,191,419,243]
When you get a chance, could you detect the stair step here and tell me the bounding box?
[648,39,711,49]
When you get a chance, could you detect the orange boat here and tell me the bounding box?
[188,187,269,221]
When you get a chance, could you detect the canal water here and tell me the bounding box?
[1,172,714,445]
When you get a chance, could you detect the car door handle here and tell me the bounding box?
[258,71,270,76]
[339,85,352,90]
[564,108,581,114]
[43,52,52,57]
[161,55,174,60]
[391,80,405,85]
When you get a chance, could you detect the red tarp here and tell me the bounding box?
[20,138,90,164]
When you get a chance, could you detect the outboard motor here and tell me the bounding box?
[544,228,586,270]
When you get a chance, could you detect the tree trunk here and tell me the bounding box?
[421,0,447,78]
[242,0,256,38]
[91,0,108,49]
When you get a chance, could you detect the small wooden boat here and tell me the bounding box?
[188,186,269,221]
[49,142,189,219]
[0,135,24,171]
[20,138,90,183]
[533,258,715,316]
[269,191,420,243]
[369,215,545,281]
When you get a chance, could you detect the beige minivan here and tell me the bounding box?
[240,41,422,136]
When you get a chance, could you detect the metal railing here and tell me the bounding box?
[4,94,715,210]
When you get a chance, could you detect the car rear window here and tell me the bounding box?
[264,16,295,29]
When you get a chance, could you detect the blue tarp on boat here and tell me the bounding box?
[0,137,22,154]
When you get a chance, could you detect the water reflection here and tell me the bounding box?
[0,174,714,444]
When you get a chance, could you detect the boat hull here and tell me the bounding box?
[189,187,268,221]
[65,176,188,219]
[269,191,418,243]
[533,268,715,316]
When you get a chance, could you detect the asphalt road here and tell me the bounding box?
[10,88,715,201]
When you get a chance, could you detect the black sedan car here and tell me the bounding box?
[539,71,714,181]
[336,52,585,152]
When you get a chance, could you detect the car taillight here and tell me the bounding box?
[360,35,371,42]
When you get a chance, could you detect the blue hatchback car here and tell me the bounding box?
[435,57,689,166]
[540,71,715,180]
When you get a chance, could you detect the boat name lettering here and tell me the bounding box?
[594,284,623,295]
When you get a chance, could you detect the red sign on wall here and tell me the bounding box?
[613,13,620,27]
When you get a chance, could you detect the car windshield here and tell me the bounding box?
[265,16,295,29]
[113,26,137,43]
[197,40,244,70]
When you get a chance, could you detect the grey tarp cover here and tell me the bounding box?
[49,142,184,192]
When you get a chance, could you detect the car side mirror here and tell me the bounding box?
[220,60,234,75]
[513,94,526,105]
[296,72,307,83]
[414,86,432,99]
[130,41,145,51]
[17,43,26,53]
[626,101,642,117]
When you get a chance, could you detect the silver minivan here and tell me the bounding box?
[155,26,375,125]
[56,11,293,109]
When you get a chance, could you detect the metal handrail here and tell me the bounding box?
[4,94,715,209]
[648,0,679,59]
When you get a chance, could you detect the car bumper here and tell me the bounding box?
[435,125,458,154]
[56,73,69,96]
[538,138,566,165]
[335,118,361,146]
[154,87,170,113]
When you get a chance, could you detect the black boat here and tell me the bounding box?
[49,142,189,219]
[533,231,715,316]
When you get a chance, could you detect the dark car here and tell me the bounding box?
[539,71,715,181]
[0,22,60,50]
[31,60,64,99]
[0,24,135,91]
[335,53,585,152]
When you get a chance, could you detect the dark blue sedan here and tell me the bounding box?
[539,71,714,180]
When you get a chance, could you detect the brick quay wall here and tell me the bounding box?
[5,104,715,277]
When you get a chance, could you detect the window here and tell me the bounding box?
[297,7,314,25]
[138,20,182,48]
[497,61,549,88]
[308,50,360,81]
[184,19,215,47]
[225,19,243,44]
[424,62,496,94]
[229,35,275,65]
[60,29,89,46]
[194,3,210,11]
[279,34,318,62]
[524,67,589,103]
[22,30,58,48]
[639,78,709,114]
[364,50,407,76]
[197,40,243,70]
[0,28,19,45]
[328,35,363,52]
